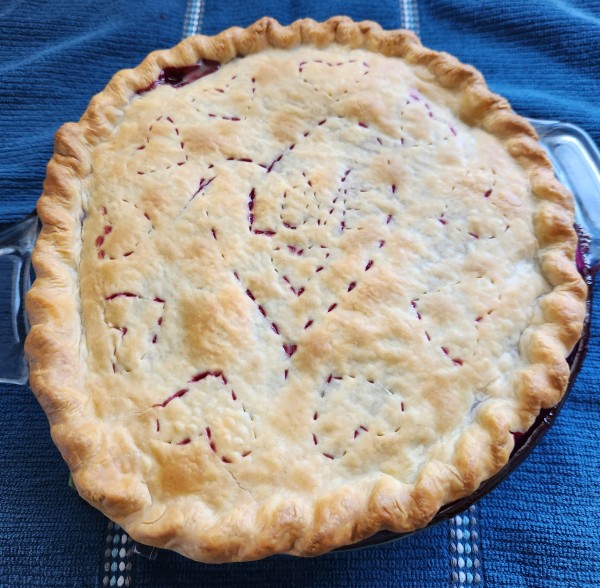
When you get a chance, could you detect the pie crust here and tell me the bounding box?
[25,17,586,562]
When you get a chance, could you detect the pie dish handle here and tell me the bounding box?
[530,118,600,272]
[0,212,39,385]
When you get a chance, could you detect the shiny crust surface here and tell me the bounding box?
[25,17,586,562]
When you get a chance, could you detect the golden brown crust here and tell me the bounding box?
[25,17,587,562]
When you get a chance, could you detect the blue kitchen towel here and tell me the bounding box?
[1,1,599,587]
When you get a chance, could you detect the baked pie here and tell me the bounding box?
[25,17,586,562]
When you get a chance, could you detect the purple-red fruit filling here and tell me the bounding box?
[137,60,221,94]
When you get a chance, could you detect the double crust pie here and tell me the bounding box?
[25,18,586,562]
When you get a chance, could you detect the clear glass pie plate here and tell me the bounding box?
[2,118,598,557]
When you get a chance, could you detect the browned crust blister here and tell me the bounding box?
[25,17,587,562]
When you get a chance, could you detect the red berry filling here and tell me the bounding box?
[137,61,221,95]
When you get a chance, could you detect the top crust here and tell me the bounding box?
[25,17,586,562]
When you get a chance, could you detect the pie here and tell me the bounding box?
[25,17,587,562]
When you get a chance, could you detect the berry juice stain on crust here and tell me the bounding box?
[137,61,221,94]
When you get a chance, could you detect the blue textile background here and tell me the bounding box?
[0,1,599,587]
